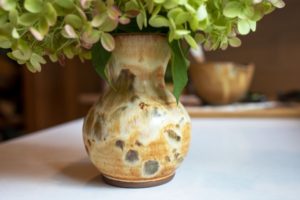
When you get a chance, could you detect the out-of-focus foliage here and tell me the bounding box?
[0,0,284,100]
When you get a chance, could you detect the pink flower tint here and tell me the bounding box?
[125,10,140,18]
[29,28,44,41]
[119,16,130,25]
[58,54,66,66]
[64,25,77,38]
[80,0,89,9]
[107,6,121,20]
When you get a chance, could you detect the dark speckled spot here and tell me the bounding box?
[167,130,181,142]
[115,140,124,150]
[87,139,91,147]
[135,140,142,146]
[139,102,149,110]
[125,150,139,163]
[144,160,159,175]
[165,156,171,162]
[130,95,139,102]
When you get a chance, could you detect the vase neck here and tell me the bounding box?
[108,35,171,95]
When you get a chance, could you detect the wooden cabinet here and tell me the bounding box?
[23,58,104,132]
[0,55,23,140]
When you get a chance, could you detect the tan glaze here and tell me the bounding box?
[190,62,255,105]
[83,35,191,187]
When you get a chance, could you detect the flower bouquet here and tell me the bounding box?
[0,0,284,187]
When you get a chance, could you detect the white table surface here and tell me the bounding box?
[1,118,300,200]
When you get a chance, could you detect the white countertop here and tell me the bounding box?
[1,118,300,200]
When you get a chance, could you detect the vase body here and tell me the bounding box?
[83,34,191,187]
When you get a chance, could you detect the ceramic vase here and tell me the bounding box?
[83,34,191,188]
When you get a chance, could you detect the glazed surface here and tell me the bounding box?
[83,35,191,182]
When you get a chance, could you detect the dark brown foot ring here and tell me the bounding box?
[102,174,175,188]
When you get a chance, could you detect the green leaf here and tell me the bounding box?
[163,0,177,9]
[9,9,18,25]
[188,15,199,31]
[19,13,38,26]
[169,40,189,103]
[151,4,161,16]
[153,0,165,3]
[107,6,121,20]
[101,32,115,52]
[81,29,100,44]
[91,13,107,27]
[45,3,57,26]
[223,2,242,18]
[91,42,112,83]
[28,53,46,72]
[11,27,19,38]
[174,29,190,39]
[0,0,17,11]
[238,19,250,35]
[248,20,256,31]
[65,14,82,29]
[184,34,198,49]
[125,0,139,11]
[271,0,285,8]
[63,47,74,59]
[38,17,49,36]
[26,62,38,73]
[55,0,74,9]
[174,12,190,25]
[32,52,46,64]
[136,13,144,30]
[49,54,58,62]
[228,37,241,47]
[184,4,196,13]
[99,18,118,32]
[12,49,30,61]
[243,6,254,19]
[149,15,169,27]
[24,0,44,13]
[0,35,12,48]
[0,13,8,24]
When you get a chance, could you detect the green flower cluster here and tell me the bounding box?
[0,0,283,91]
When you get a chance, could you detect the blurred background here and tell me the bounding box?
[0,0,299,142]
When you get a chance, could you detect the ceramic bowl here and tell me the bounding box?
[190,62,255,105]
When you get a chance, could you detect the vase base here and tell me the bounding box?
[102,173,175,188]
